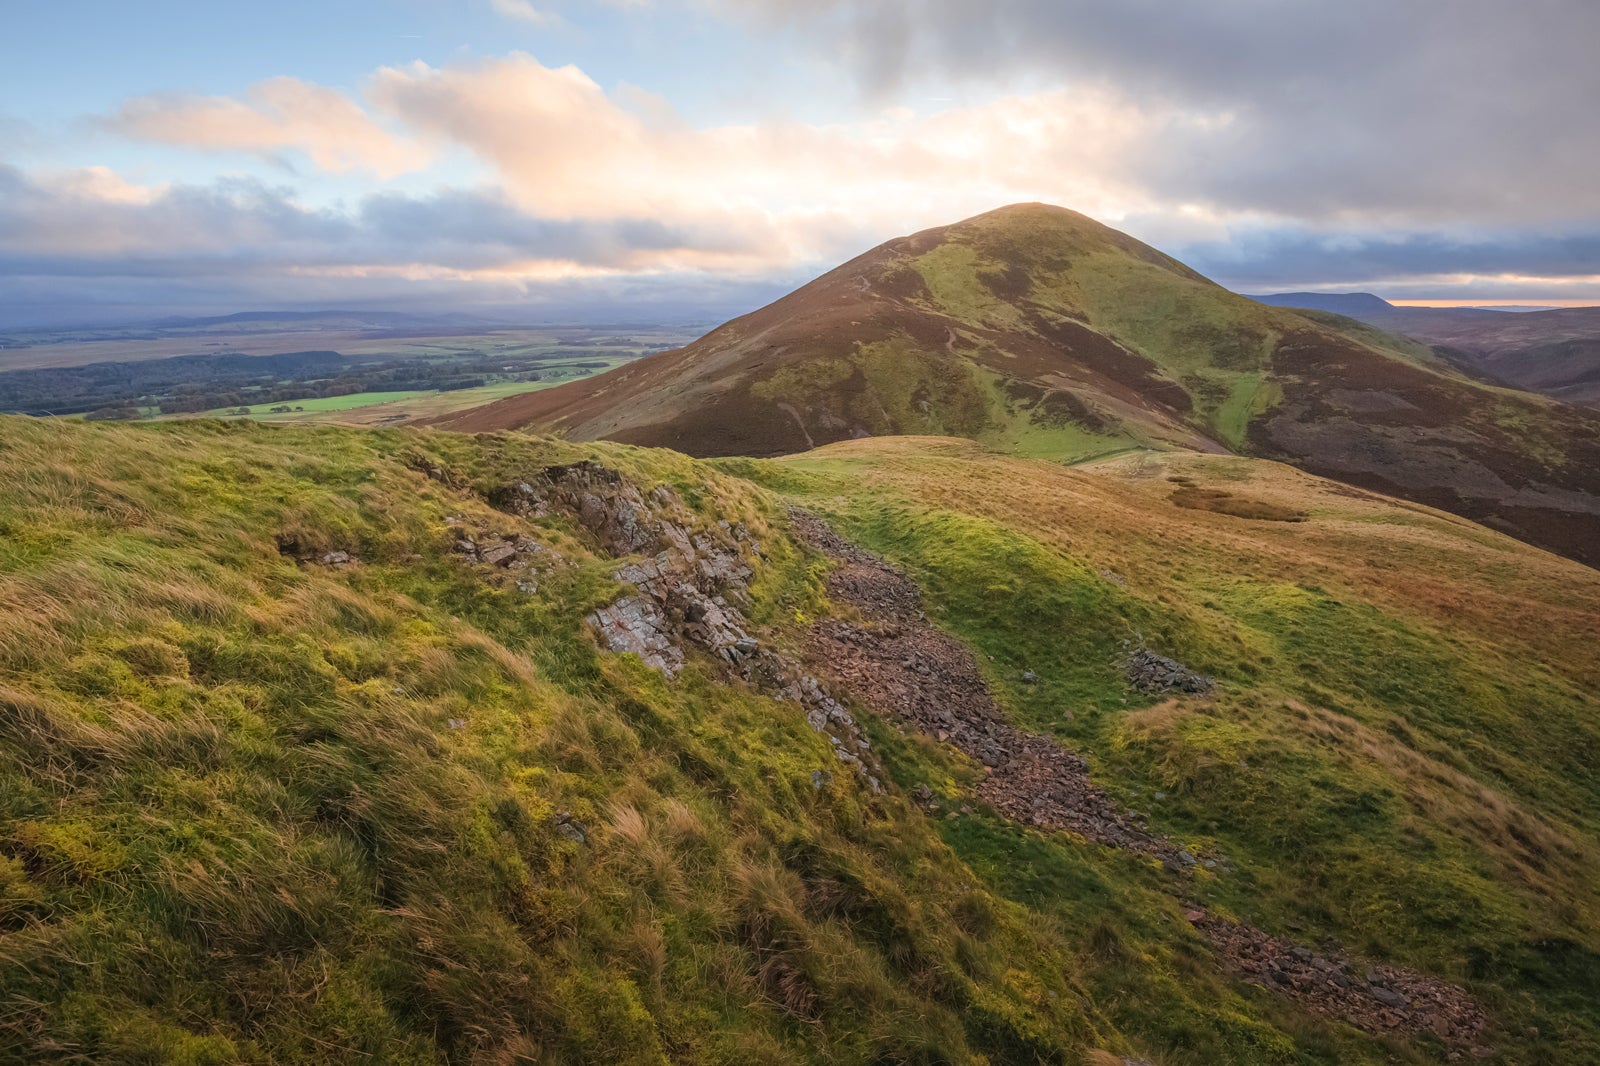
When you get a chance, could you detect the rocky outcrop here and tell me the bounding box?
[483,461,880,791]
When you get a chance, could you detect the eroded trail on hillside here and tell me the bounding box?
[787,508,1489,1053]
[789,509,1180,863]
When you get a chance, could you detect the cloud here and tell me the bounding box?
[7,156,1597,329]
[105,46,1600,282]
[106,77,432,177]
[0,163,780,277]
[725,0,1600,227]
[0,163,805,326]
[50,29,1600,318]
[490,0,560,27]
[1174,224,1600,296]
[362,52,1167,261]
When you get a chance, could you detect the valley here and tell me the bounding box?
[0,320,697,422]
[1252,294,1600,408]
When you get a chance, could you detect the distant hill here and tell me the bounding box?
[432,203,1600,568]
[1254,294,1600,406]
[1249,291,1399,315]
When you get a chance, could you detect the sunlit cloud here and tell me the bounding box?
[11,1,1597,323]
[359,52,1178,267]
[105,77,433,178]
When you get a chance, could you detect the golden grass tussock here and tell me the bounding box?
[660,797,708,844]
[1294,701,1597,906]
[608,801,650,848]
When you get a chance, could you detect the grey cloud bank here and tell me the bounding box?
[5,3,1598,320]
[745,0,1600,224]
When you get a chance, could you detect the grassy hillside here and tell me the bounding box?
[0,416,1108,1064]
[1,417,1597,1063]
[721,436,1600,1064]
[430,205,1600,570]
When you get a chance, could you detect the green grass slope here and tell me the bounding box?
[721,435,1600,1065]
[3,417,1598,1063]
[0,416,1119,1064]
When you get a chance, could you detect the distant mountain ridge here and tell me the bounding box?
[1253,293,1600,406]
[1249,291,1399,315]
[432,204,1600,568]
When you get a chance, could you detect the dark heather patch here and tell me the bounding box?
[980,264,1032,302]
[1029,315,1193,413]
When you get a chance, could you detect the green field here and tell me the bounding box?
[204,390,433,418]
[194,356,638,425]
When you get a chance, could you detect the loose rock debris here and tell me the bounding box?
[1122,646,1215,695]
[1190,910,1487,1052]
[787,507,1488,1051]
[788,509,1182,863]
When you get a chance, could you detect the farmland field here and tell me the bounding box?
[196,357,639,424]
[0,321,701,372]
[0,318,704,421]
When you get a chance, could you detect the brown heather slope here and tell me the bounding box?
[432,204,1600,568]
[1343,306,1600,407]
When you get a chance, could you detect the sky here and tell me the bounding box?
[4,0,1599,327]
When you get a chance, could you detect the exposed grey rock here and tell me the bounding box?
[480,544,518,567]
[554,812,587,844]
[589,596,685,676]
[1122,648,1215,695]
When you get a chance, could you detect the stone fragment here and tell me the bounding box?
[554,812,587,844]
[480,544,518,567]
[1122,647,1215,695]
[1370,986,1408,1008]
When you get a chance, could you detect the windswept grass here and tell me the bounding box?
[0,416,1154,1065]
[4,417,1598,1063]
[728,435,1600,1064]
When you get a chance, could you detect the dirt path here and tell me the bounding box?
[792,510,1180,863]
[788,508,1491,1055]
